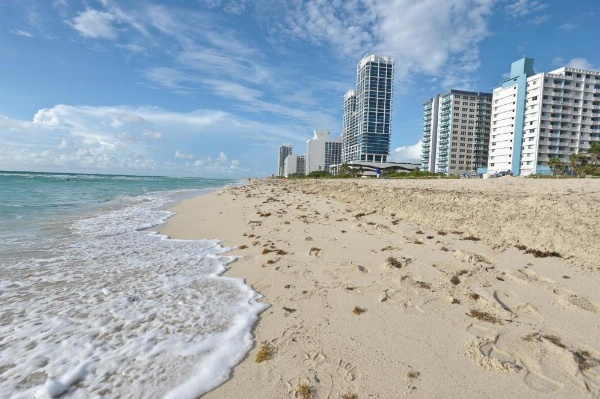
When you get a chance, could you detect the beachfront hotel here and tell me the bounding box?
[283,154,305,177]
[305,130,342,174]
[420,90,492,174]
[278,143,292,177]
[487,58,600,176]
[342,54,394,163]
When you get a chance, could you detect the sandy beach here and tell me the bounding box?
[159,178,600,398]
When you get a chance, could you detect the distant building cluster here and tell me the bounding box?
[278,54,418,177]
[421,57,600,176]
[277,55,600,178]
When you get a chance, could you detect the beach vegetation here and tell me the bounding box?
[297,382,313,399]
[238,245,248,250]
[574,350,600,370]
[309,247,321,255]
[386,256,406,268]
[468,309,502,324]
[255,341,273,363]
[407,370,420,379]
[381,245,393,251]
[341,394,358,399]
[426,235,434,239]
[514,244,527,250]
[416,281,431,289]
[450,276,461,285]
[437,231,447,235]
[441,246,450,252]
[462,236,480,241]
[451,298,461,304]
[411,239,424,245]
[543,334,566,348]
[258,211,271,217]
[386,170,453,179]
[548,157,566,176]
[416,230,424,234]
[470,293,480,300]
[524,248,561,258]
[353,306,366,315]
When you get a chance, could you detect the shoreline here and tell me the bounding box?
[159,178,600,398]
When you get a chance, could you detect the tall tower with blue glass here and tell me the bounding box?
[342,54,394,163]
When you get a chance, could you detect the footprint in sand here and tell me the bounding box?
[524,372,563,392]
[418,296,457,313]
[493,290,542,320]
[467,323,499,342]
[553,288,599,313]
[464,339,521,372]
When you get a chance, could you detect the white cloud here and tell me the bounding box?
[559,23,577,31]
[143,130,162,140]
[175,150,194,159]
[0,104,296,176]
[11,30,34,38]
[530,14,550,26]
[71,9,118,39]
[389,141,422,164]
[282,0,494,82]
[565,58,598,70]
[505,0,549,18]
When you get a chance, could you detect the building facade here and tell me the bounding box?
[305,130,342,174]
[277,143,292,177]
[283,155,305,177]
[488,58,600,176]
[342,54,394,163]
[420,90,492,174]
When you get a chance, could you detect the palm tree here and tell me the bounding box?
[588,141,600,166]
[569,153,582,176]
[548,157,564,176]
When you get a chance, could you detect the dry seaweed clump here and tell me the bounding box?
[255,341,273,363]
[297,383,312,399]
[468,309,502,324]
[353,306,366,315]
[309,247,321,256]
[462,236,481,241]
[525,248,562,258]
[574,350,600,370]
[387,256,410,268]
[407,370,420,379]
[341,394,358,399]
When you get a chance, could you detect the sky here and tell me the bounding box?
[0,0,599,178]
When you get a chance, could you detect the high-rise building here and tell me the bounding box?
[278,143,292,177]
[421,90,492,174]
[342,54,394,163]
[283,155,305,177]
[488,58,600,176]
[305,130,342,174]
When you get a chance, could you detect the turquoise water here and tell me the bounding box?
[0,171,268,398]
[0,171,234,259]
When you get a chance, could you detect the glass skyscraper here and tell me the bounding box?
[342,54,394,163]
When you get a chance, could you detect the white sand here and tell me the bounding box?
[159,178,600,398]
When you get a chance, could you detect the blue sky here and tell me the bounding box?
[0,0,599,177]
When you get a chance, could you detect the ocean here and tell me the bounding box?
[0,171,268,398]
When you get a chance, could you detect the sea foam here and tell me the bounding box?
[0,191,268,398]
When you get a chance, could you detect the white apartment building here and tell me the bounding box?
[277,143,292,177]
[283,155,305,177]
[305,130,342,174]
[421,90,492,174]
[488,58,600,176]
